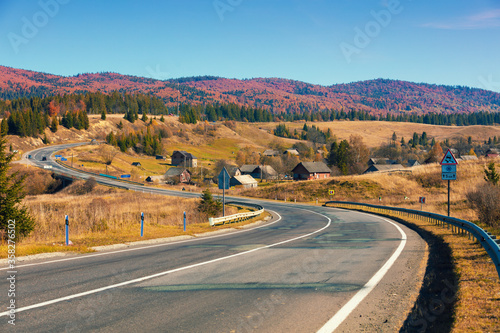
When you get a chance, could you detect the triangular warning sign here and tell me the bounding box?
[440,149,458,165]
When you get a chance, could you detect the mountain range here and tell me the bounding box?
[1,65,499,115]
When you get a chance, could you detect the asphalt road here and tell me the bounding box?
[1,143,427,332]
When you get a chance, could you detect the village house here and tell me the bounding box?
[262,149,280,157]
[171,151,198,167]
[368,158,397,166]
[164,167,191,184]
[363,164,406,174]
[239,164,278,180]
[283,148,300,156]
[485,148,499,158]
[291,162,331,181]
[230,175,258,188]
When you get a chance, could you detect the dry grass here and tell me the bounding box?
[257,121,500,148]
[241,158,497,230]
[0,184,268,258]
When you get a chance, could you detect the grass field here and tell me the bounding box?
[257,121,500,148]
[0,184,267,258]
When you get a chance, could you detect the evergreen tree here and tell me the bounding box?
[484,162,499,186]
[0,132,35,240]
[0,118,8,135]
[50,117,58,133]
[101,109,106,120]
[198,189,222,217]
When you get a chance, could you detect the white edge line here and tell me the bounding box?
[0,210,282,271]
[0,209,332,317]
[316,211,407,333]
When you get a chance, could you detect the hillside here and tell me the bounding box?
[1,65,499,115]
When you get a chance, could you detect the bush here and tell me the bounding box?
[198,189,222,217]
[466,183,500,227]
[65,177,97,195]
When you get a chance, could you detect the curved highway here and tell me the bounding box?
[1,143,427,332]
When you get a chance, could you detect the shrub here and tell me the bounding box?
[466,183,500,227]
[197,189,222,217]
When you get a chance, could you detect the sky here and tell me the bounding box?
[1,0,499,92]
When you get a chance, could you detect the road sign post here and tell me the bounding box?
[419,197,426,211]
[65,215,69,246]
[440,149,458,217]
[140,212,144,237]
[183,211,186,232]
[218,167,230,217]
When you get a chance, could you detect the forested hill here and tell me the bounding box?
[1,65,499,115]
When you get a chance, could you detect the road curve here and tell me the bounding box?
[1,143,427,332]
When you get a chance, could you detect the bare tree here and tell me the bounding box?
[98,144,118,173]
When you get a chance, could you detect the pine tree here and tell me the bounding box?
[0,118,8,135]
[484,162,499,186]
[198,189,222,217]
[50,117,58,133]
[101,109,106,120]
[0,132,35,240]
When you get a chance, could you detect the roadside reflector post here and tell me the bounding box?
[184,211,186,232]
[65,215,69,246]
[140,212,144,237]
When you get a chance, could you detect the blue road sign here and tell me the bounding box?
[442,172,457,180]
[61,157,67,161]
[121,174,131,178]
[218,167,230,190]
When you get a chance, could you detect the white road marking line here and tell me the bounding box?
[0,209,332,317]
[316,211,407,333]
[0,210,283,271]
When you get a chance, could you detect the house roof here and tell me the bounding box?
[240,164,259,173]
[165,167,189,177]
[364,164,405,174]
[257,165,278,176]
[172,150,197,159]
[263,149,279,156]
[486,148,499,155]
[232,175,257,185]
[132,162,141,166]
[369,158,397,165]
[407,159,420,167]
[284,148,300,155]
[459,155,478,161]
[226,165,241,176]
[294,162,331,174]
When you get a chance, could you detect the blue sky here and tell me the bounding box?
[1,0,499,91]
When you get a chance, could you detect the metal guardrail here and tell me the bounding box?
[209,201,265,226]
[54,159,145,186]
[324,201,500,279]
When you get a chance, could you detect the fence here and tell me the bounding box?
[324,201,500,279]
[209,202,265,226]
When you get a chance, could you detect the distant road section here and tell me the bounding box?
[1,143,427,332]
